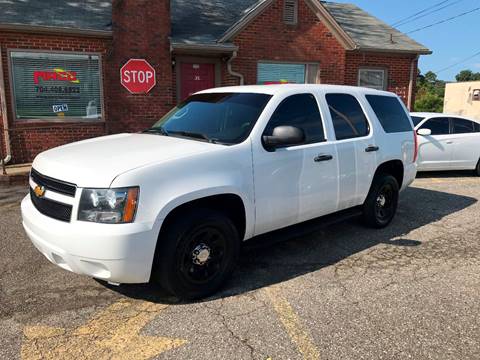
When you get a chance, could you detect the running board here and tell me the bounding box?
[245,207,363,249]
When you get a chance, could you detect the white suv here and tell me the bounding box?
[22,85,417,299]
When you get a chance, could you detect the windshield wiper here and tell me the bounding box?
[168,130,212,142]
[142,127,169,136]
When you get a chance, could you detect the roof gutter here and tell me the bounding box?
[0,23,112,38]
[408,54,420,111]
[171,42,238,54]
[352,47,432,55]
[0,47,11,166]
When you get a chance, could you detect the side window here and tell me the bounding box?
[326,93,370,140]
[419,117,450,135]
[365,95,413,133]
[264,94,325,144]
[452,118,476,134]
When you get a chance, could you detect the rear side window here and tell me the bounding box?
[366,95,413,133]
[419,118,450,135]
[326,94,369,140]
[452,118,478,134]
[264,93,325,144]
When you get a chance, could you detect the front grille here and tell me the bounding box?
[30,188,73,222]
[30,168,76,197]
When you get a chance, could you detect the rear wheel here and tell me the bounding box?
[152,208,240,300]
[362,174,399,228]
[475,159,480,176]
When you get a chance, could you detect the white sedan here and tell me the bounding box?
[411,112,480,175]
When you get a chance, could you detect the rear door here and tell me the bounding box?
[323,93,376,209]
[253,93,338,235]
[416,117,453,170]
[449,118,480,169]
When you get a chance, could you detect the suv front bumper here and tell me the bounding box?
[21,195,158,284]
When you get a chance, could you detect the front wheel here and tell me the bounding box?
[362,174,399,228]
[152,208,240,300]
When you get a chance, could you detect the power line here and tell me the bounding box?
[435,49,480,74]
[391,0,452,26]
[395,0,465,28]
[406,7,480,34]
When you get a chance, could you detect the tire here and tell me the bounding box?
[152,208,240,300]
[362,174,399,229]
[475,159,480,176]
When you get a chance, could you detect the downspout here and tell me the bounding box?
[0,47,11,165]
[227,51,244,85]
[407,55,420,111]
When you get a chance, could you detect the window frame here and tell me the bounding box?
[358,68,388,91]
[324,92,372,142]
[261,92,326,149]
[451,117,479,134]
[8,48,105,123]
[257,60,320,85]
[419,117,451,136]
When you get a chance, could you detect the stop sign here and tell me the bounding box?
[120,59,156,94]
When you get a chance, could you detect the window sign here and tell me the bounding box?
[257,62,319,85]
[358,68,387,90]
[10,51,103,120]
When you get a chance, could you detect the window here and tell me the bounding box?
[257,62,319,85]
[284,0,298,25]
[419,118,450,135]
[473,89,480,101]
[411,116,425,127]
[358,68,387,90]
[152,93,272,144]
[264,94,325,145]
[452,118,479,134]
[326,94,370,140]
[366,95,413,133]
[10,51,103,120]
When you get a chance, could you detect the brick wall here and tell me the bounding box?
[106,0,173,134]
[345,52,417,105]
[227,0,346,86]
[0,30,110,164]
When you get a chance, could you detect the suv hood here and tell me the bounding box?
[32,133,219,187]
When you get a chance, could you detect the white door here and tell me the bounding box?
[417,117,454,170]
[253,93,338,236]
[323,93,376,209]
[449,118,480,170]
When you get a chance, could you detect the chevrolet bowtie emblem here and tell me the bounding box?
[34,185,46,198]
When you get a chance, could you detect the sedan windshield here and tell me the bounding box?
[148,92,272,144]
[411,116,425,127]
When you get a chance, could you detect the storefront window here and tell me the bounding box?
[358,68,387,90]
[10,51,103,120]
[257,62,319,85]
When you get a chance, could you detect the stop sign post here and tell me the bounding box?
[120,59,156,94]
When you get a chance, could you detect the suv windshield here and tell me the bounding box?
[148,92,272,144]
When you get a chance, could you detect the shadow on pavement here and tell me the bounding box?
[109,186,476,303]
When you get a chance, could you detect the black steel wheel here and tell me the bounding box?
[152,208,239,300]
[362,174,399,228]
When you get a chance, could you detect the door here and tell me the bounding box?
[180,63,215,101]
[253,93,338,236]
[324,93,376,210]
[449,117,480,169]
[416,117,453,170]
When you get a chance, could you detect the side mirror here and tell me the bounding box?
[417,128,432,136]
[263,126,305,150]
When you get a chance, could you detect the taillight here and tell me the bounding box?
[413,130,418,163]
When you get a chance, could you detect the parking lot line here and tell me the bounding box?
[21,299,187,359]
[265,286,321,360]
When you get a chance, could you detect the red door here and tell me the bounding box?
[180,63,215,101]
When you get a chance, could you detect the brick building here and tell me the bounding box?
[0,0,430,164]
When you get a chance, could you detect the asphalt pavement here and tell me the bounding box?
[1,173,479,359]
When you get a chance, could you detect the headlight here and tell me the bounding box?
[78,187,139,224]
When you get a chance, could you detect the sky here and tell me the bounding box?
[331,0,480,81]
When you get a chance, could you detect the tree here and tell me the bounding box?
[415,71,445,112]
[455,69,480,82]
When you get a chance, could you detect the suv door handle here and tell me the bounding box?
[314,154,333,162]
[365,145,379,152]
